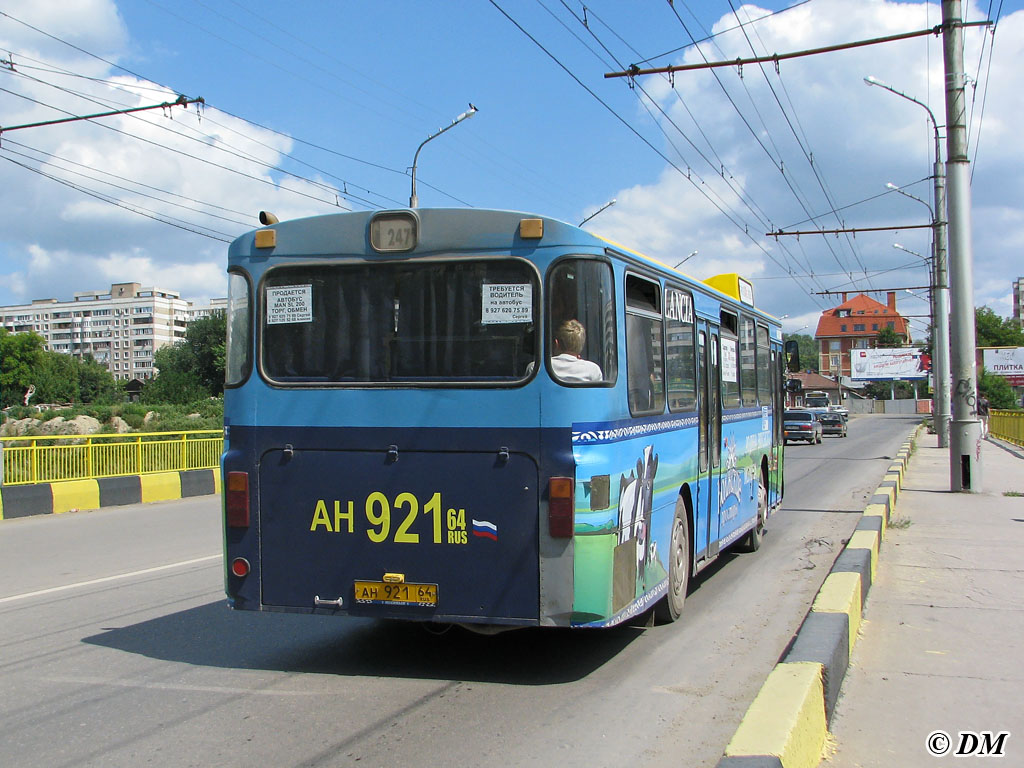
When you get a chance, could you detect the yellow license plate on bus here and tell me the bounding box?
[353,580,438,607]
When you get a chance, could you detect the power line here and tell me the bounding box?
[486,0,827,310]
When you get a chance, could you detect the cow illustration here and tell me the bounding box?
[617,445,659,586]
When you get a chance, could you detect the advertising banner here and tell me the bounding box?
[983,347,1024,386]
[850,348,929,380]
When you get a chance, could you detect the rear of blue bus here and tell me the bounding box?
[221,210,600,629]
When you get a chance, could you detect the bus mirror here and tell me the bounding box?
[785,378,803,394]
[784,339,800,372]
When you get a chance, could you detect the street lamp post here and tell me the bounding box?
[894,243,938,414]
[865,76,951,449]
[409,104,477,208]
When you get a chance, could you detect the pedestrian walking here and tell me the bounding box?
[978,394,990,438]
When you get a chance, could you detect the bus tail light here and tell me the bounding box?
[226,471,250,528]
[231,558,250,578]
[548,477,575,538]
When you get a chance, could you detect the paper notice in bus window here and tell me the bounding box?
[721,338,738,383]
[266,285,313,325]
[481,283,533,325]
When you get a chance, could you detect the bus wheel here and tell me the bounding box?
[736,470,767,553]
[655,499,690,623]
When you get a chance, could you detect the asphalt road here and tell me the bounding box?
[0,414,920,768]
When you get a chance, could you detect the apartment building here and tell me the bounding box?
[1014,276,1023,328]
[0,282,197,381]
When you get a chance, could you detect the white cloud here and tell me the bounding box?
[0,0,342,308]
[599,0,1023,322]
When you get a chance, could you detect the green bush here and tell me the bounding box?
[2,400,224,434]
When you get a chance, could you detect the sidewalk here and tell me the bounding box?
[823,434,1024,765]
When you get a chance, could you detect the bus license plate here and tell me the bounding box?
[353,580,438,607]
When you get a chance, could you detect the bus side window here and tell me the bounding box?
[547,259,616,386]
[739,315,757,407]
[666,288,696,412]
[625,274,665,415]
[756,324,771,406]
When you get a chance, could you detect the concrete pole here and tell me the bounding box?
[942,0,982,491]
[931,145,951,448]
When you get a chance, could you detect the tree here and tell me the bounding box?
[0,329,45,408]
[875,326,903,348]
[863,380,916,400]
[77,355,118,404]
[183,313,227,396]
[783,333,818,372]
[143,312,227,403]
[32,350,79,404]
[143,343,208,404]
[979,367,1017,410]
[975,306,1024,348]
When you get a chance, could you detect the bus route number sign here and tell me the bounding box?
[370,213,417,252]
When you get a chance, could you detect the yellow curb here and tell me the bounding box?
[863,502,888,538]
[874,484,896,510]
[846,529,880,581]
[50,479,101,514]
[812,571,863,657]
[884,472,902,492]
[725,661,827,768]
[140,472,182,503]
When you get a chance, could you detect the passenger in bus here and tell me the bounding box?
[551,319,603,383]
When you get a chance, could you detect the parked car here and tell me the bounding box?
[819,411,848,437]
[784,409,823,444]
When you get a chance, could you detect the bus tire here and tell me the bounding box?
[736,467,767,553]
[655,498,690,623]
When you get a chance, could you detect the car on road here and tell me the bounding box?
[819,411,848,437]
[784,409,823,444]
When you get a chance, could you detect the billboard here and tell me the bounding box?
[850,348,930,380]
[983,347,1024,386]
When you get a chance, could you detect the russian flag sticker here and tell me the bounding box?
[471,519,498,541]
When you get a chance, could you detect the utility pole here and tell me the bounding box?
[942,0,982,491]
[0,94,203,139]
[931,136,951,449]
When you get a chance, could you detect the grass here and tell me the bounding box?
[889,517,913,529]
[1004,491,1024,498]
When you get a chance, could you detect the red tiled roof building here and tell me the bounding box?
[815,292,911,378]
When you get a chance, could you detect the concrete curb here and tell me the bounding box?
[716,425,921,768]
[0,469,221,520]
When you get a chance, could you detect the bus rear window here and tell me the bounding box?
[261,260,538,384]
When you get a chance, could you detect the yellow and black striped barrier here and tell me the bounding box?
[716,425,920,768]
[0,469,221,520]
[0,430,223,520]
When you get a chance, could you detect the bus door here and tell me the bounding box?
[695,325,723,565]
[770,345,784,506]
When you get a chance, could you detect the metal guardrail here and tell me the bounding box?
[990,410,1024,447]
[0,430,223,486]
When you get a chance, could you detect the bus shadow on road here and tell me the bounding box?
[82,601,645,685]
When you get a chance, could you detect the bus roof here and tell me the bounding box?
[233,207,779,325]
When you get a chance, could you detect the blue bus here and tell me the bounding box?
[221,208,785,629]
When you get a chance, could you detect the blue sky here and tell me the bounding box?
[1,0,1021,338]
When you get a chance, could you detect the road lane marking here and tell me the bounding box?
[0,554,222,605]
[43,675,330,697]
